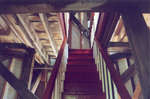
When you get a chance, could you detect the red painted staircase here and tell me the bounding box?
[63,49,106,99]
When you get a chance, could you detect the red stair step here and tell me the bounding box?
[64,82,102,92]
[68,57,94,61]
[65,72,99,82]
[63,94,106,99]
[67,64,96,68]
[69,52,93,55]
[67,61,95,65]
[63,49,104,99]
[69,54,93,58]
[68,56,93,60]
[63,91,102,95]
[69,48,92,51]
[66,66,97,72]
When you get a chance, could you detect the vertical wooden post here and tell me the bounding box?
[122,11,150,99]
[21,48,35,89]
[68,14,72,48]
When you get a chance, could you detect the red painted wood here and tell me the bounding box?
[63,49,105,99]
[95,38,131,99]
[68,14,72,48]
[68,56,93,61]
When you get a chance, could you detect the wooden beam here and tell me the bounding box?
[110,52,131,60]
[122,11,150,99]
[3,15,44,63]
[0,0,150,13]
[132,82,142,99]
[17,14,49,64]
[1,15,32,47]
[114,18,123,36]
[100,13,120,48]
[31,73,42,94]
[95,13,108,39]
[108,42,129,47]
[39,13,58,57]
[67,14,72,48]
[0,43,34,58]
[95,38,131,99]
[127,57,136,92]
[42,13,67,99]
[28,54,35,89]
[0,61,39,99]
[59,13,67,39]
[121,64,136,83]
[33,67,53,71]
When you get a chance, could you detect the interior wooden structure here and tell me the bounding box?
[0,1,150,99]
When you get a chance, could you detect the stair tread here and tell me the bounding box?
[69,49,92,51]
[67,63,95,65]
[67,64,96,67]
[63,91,102,95]
[66,66,97,72]
[63,94,106,99]
[68,56,93,59]
[64,82,102,92]
[69,54,93,56]
[65,72,99,82]
[63,91,105,95]
[69,51,92,54]
[63,49,104,99]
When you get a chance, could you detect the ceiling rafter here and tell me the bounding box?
[17,14,49,64]
[39,13,58,57]
[2,15,45,64]
[1,15,30,46]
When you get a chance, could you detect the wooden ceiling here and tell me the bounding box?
[108,14,150,53]
[0,13,63,64]
[0,12,150,64]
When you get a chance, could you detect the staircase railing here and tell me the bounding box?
[93,38,131,99]
[42,13,68,99]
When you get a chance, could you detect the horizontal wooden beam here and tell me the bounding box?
[108,42,129,47]
[0,0,150,13]
[33,67,53,71]
[110,52,131,60]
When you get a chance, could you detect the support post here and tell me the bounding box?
[122,11,150,99]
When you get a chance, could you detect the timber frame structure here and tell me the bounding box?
[0,1,149,99]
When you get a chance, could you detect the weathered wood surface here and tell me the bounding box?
[0,62,39,99]
[0,0,150,13]
[122,11,150,99]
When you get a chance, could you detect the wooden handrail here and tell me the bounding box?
[95,38,131,99]
[42,13,67,99]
